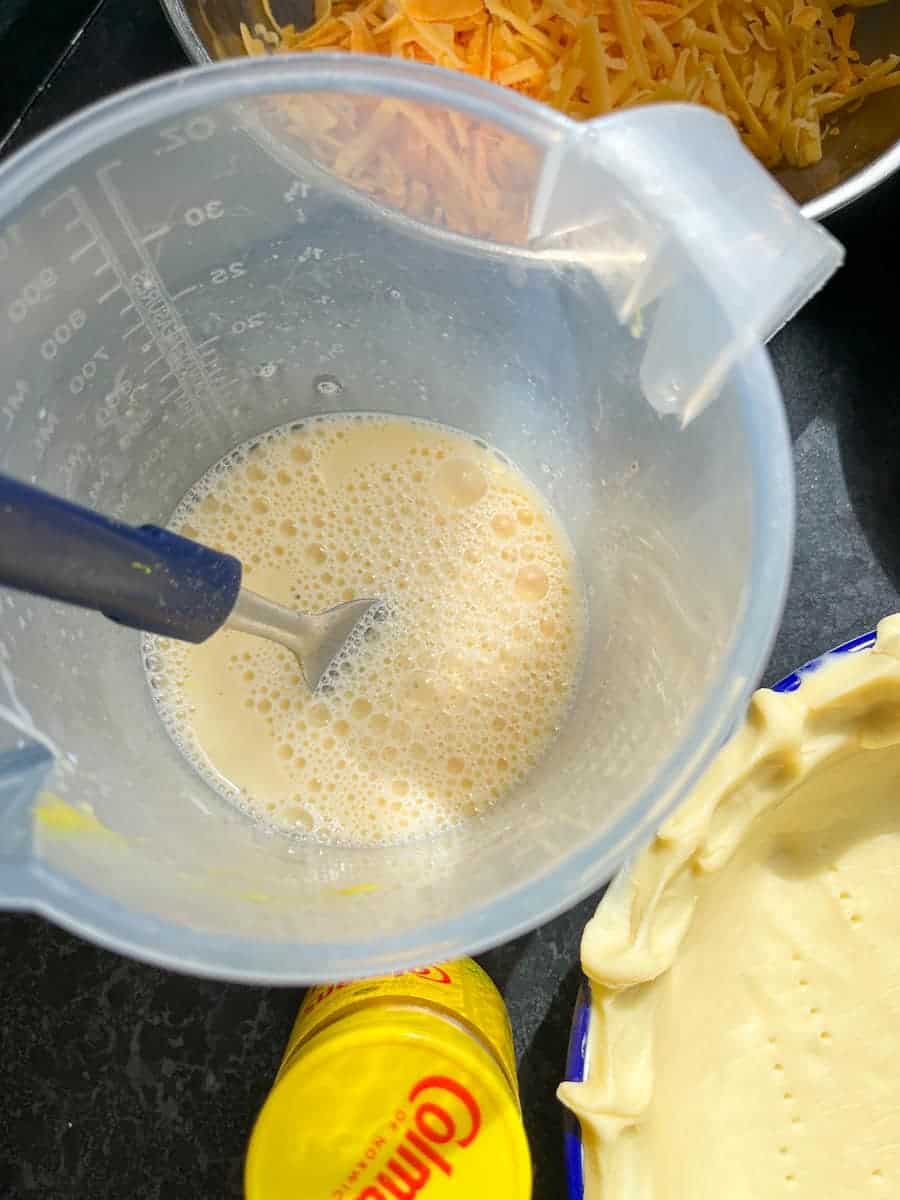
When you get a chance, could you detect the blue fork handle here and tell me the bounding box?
[0,474,242,642]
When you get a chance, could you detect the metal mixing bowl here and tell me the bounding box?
[161,0,900,219]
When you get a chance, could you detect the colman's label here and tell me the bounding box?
[245,958,531,1199]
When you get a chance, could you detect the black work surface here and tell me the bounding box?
[1,2,899,1196]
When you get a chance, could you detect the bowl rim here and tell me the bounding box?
[561,625,880,1200]
[159,0,900,221]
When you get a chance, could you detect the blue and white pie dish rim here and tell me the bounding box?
[561,627,878,1200]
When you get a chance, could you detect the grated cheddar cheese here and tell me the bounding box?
[243,0,900,169]
[241,0,899,240]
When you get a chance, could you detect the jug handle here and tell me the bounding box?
[0,474,242,642]
[529,105,843,423]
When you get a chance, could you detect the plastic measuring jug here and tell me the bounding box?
[0,59,836,982]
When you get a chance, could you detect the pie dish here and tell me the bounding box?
[562,620,900,1199]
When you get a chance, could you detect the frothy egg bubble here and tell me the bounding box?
[144,413,585,846]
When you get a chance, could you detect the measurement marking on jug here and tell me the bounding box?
[41,192,80,218]
[2,380,29,432]
[41,188,138,341]
[141,224,171,245]
[153,117,217,156]
[95,160,233,434]
[69,238,98,263]
[171,285,198,301]
[6,269,57,325]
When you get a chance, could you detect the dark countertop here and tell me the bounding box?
[1,3,899,1197]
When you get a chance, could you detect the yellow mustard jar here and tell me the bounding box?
[246,957,532,1199]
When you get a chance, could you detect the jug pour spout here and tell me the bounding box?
[529,104,843,425]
